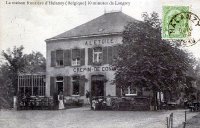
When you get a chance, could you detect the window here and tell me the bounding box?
[72,49,81,66]
[123,86,137,96]
[56,76,64,93]
[72,58,80,66]
[56,50,64,66]
[93,47,103,63]
[72,76,80,95]
[18,75,45,96]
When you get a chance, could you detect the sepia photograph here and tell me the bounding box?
[0,0,200,128]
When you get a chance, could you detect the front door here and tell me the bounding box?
[91,80,104,96]
[56,82,63,94]
[91,75,105,97]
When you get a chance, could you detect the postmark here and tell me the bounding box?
[168,11,200,46]
[162,6,190,39]
[162,6,200,46]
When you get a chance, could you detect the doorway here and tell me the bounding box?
[57,82,63,94]
[91,75,105,97]
[56,76,64,94]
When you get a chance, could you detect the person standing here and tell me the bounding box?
[58,92,65,110]
[86,90,91,105]
[106,94,112,107]
[53,92,58,110]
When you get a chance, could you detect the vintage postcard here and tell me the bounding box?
[0,0,200,128]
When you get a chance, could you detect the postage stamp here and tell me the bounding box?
[162,6,190,39]
[162,6,200,46]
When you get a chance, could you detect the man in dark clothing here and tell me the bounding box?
[53,92,58,110]
[86,90,91,105]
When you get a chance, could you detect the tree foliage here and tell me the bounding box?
[1,46,27,96]
[113,12,194,95]
[0,65,13,108]
[194,60,200,91]
[0,45,46,107]
[24,51,46,73]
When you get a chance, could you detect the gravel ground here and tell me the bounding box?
[0,107,198,128]
[176,113,200,128]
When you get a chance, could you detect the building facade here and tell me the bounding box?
[45,12,140,103]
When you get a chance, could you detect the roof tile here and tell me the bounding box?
[47,12,139,41]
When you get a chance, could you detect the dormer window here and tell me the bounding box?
[72,49,81,66]
[93,47,103,63]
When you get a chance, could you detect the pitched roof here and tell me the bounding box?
[46,11,139,41]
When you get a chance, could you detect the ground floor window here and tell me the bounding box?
[123,86,137,96]
[72,76,80,95]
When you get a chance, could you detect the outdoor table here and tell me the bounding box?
[167,102,177,109]
[192,102,200,111]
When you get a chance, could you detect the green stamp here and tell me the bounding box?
[162,6,190,39]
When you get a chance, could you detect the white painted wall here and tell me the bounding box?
[46,35,122,101]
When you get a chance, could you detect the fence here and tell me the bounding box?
[17,96,54,110]
[166,113,173,128]
[183,111,187,128]
[166,111,188,128]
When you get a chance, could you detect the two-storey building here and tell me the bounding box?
[45,11,140,103]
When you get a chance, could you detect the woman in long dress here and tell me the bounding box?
[58,92,65,110]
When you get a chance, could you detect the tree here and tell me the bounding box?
[194,60,200,100]
[2,46,27,96]
[24,51,46,73]
[113,12,194,109]
[0,64,14,108]
[1,46,46,104]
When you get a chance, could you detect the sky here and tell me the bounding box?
[0,0,200,60]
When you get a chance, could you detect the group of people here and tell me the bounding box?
[55,90,109,110]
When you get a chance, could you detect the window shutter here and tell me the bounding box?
[50,77,55,96]
[88,48,93,65]
[51,51,56,67]
[64,76,71,96]
[103,47,108,64]
[79,75,85,96]
[112,46,119,60]
[107,46,113,64]
[64,50,71,66]
[80,49,85,66]
[116,85,121,97]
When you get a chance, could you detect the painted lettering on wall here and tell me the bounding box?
[85,38,115,46]
[73,66,116,73]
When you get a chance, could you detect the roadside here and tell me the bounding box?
[0,108,198,128]
[176,112,200,128]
